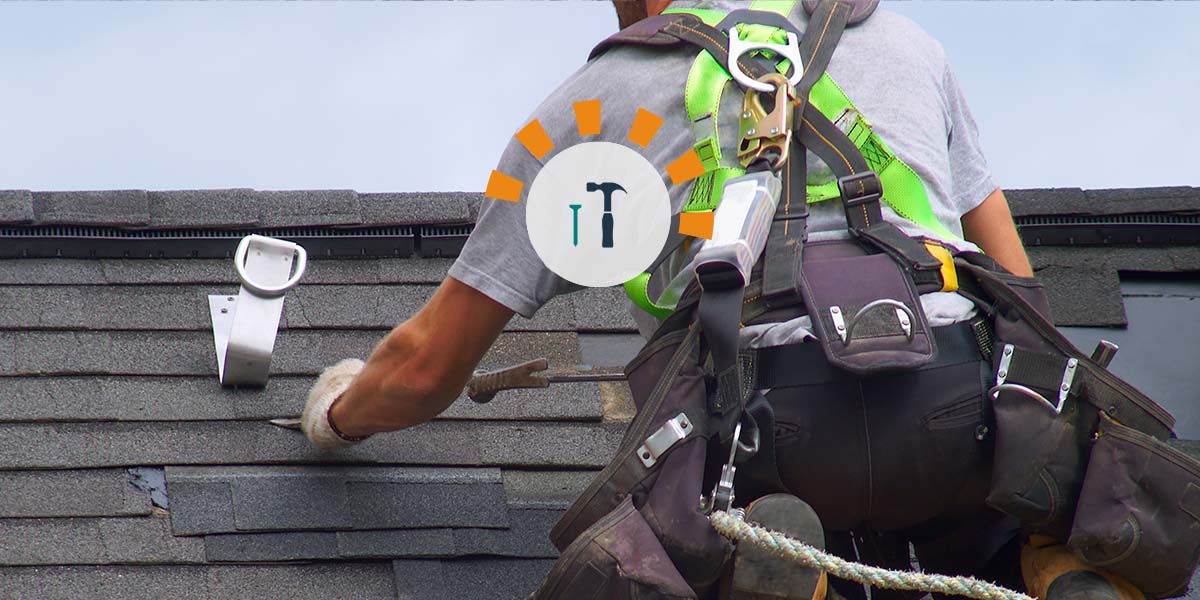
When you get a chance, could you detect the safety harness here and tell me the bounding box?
[616,0,958,321]
[535,3,1194,598]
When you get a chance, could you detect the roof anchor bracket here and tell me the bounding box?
[209,235,307,386]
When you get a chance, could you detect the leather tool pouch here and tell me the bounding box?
[798,243,935,374]
[1068,414,1200,599]
[958,260,1199,595]
[532,496,697,600]
[544,319,733,599]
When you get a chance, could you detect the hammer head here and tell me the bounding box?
[586,181,626,195]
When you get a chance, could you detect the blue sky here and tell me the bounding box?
[1,1,1197,193]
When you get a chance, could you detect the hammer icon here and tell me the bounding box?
[586,182,625,248]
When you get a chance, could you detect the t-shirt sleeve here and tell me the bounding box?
[942,62,998,216]
[448,135,578,319]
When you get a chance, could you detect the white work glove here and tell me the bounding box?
[301,358,367,450]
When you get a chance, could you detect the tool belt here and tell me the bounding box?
[532,3,1200,598]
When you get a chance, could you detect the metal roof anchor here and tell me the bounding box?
[209,235,307,386]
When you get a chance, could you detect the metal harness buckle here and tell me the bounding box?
[738,72,795,172]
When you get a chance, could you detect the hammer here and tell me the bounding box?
[586,182,625,248]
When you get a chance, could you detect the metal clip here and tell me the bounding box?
[708,421,742,513]
[209,235,307,386]
[727,26,804,93]
[989,344,1078,415]
[738,72,795,172]
[637,413,692,468]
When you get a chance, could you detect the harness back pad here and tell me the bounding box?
[798,241,935,374]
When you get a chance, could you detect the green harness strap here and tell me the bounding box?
[624,2,957,319]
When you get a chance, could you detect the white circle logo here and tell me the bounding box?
[525,142,672,288]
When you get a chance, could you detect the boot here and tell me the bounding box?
[1021,535,1145,600]
[729,494,828,600]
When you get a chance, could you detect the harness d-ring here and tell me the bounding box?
[727,25,804,93]
[832,299,916,344]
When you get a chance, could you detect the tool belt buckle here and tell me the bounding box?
[738,72,795,172]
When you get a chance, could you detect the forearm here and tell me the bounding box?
[961,188,1034,277]
[329,277,513,437]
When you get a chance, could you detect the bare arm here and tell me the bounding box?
[329,276,514,437]
[961,188,1033,277]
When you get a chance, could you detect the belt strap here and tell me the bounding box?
[754,320,984,389]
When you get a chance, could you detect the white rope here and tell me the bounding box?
[710,510,1034,600]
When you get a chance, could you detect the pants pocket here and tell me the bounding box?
[1068,415,1200,599]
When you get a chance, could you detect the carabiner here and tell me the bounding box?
[738,72,795,172]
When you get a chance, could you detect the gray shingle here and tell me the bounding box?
[254,190,361,227]
[1037,265,1127,327]
[358,192,475,226]
[0,420,624,470]
[166,481,236,536]
[0,376,602,423]
[0,469,150,518]
[572,287,639,332]
[0,330,580,376]
[0,517,204,565]
[1008,186,1200,217]
[0,258,452,286]
[393,558,554,600]
[210,509,560,562]
[578,333,645,368]
[0,190,34,224]
[147,189,259,228]
[203,531,339,562]
[334,529,456,559]
[0,564,397,600]
[502,470,595,509]
[0,283,574,332]
[1005,187,1086,217]
[452,508,561,558]
[31,190,150,226]
[164,466,507,535]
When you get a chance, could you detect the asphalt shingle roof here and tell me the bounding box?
[0,186,1197,599]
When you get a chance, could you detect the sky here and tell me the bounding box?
[1,1,1198,193]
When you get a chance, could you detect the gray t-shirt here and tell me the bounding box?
[449,2,996,345]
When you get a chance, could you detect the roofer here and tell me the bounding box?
[300,2,1198,598]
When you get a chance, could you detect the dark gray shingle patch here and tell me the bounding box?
[0,189,34,224]
[571,287,639,332]
[452,508,561,558]
[203,510,559,562]
[166,481,236,536]
[0,469,150,518]
[0,257,452,285]
[254,190,361,227]
[502,470,596,510]
[31,190,150,226]
[393,558,555,600]
[1036,265,1126,327]
[0,376,601,423]
[0,330,579,376]
[358,192,475,226]
[0,517,204,565]
[164,466,507,535]
[203,531,340,562]
[578,333,646,368]
[147,189,258,228]
[0,420,625,470]
[0,564,397,600]
[1030,246,1200,275]
[334,529,457,559]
